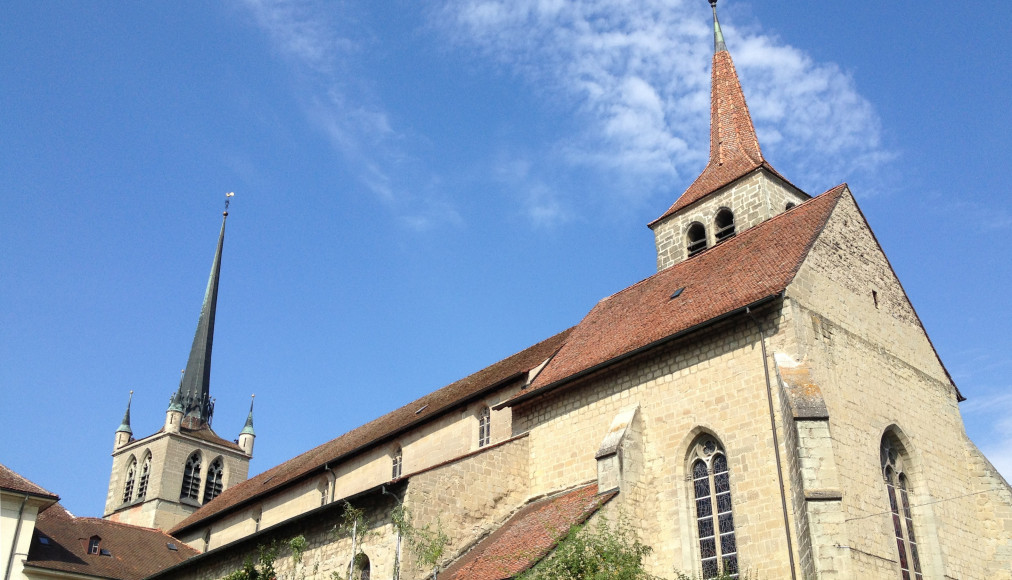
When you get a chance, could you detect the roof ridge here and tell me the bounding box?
[170,327,576,535]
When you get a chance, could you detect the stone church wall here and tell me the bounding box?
[513,309,802,578]
[177,384,520,558]
[786,191,1012,579]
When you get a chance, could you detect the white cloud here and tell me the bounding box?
[433,0,893,197]
[237,0,461,229]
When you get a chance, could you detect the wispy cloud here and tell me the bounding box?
[238,0,460,228]
[433,0,893,199]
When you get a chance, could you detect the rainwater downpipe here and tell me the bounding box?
[4,493,30,580]
[746,306,797,580]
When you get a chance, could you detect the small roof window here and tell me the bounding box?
[670,287,685,299]
[167,542,178,551]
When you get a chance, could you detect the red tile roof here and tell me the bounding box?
[515,185,848,401]
[25,503,198,580]
[650,50,798,226]
[0,462,59,500]
[440,483,616,580]
[170,328,573,535]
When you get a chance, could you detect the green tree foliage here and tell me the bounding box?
[516,515,657,580]
[223,542,279,580]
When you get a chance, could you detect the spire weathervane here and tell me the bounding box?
[224,192,234,216]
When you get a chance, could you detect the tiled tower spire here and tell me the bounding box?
[173,201,230,427]
[650,0,784,225]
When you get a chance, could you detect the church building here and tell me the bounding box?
[94,2,1012,579]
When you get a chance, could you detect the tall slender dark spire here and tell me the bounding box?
[174,195,233,426]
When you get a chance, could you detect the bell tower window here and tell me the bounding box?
[203,458,224,502]
[122,458,136,503]
[137,455,150,500]
[714,209,735,242]
[687,223,708,257]
[180,453,202,501]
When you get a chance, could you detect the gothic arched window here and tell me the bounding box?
[392,446,403,479]
[137,454,151,500]
[478,406,491,448]
[203,458,224,502]
[180,452,202,500]
[122,458,136,503]
[714,208,735,242]
[882,435,923,580]
[690,437,738,579]
[687,222,708,257]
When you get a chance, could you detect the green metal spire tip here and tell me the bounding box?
[710,0,727,53]
[240,394,256,436]
[117,391,134,434]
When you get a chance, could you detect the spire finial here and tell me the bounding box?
[224,192,234,217]
[117,391,134,434]
[710,0,727,53]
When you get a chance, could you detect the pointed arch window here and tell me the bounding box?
[204,458,224,502]
[122,458,137,503]
[137,455,151,500]
[478,406,491,448]
[714,209,735,242]
[180,452,202,500]
[687,222,708,257]
[690,437,738,579]
[882,435,923,580]
[392,446,403,479]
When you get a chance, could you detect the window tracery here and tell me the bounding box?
[882,435,922,580]
[203,457,224,502]
[180,452,202,500]
[122,458,136,503]
[689,437,738,579]
[137,454,150,500]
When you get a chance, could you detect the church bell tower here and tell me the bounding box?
[103,195,255,532]
[648,0,810,270]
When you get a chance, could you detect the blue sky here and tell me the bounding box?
[2,0,1010,517]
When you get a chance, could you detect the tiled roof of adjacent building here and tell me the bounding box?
[440,483,617,580]
[170,328,573,535]
[25,503,198,580]
[0,462,59,500]
[513,184,848,402]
